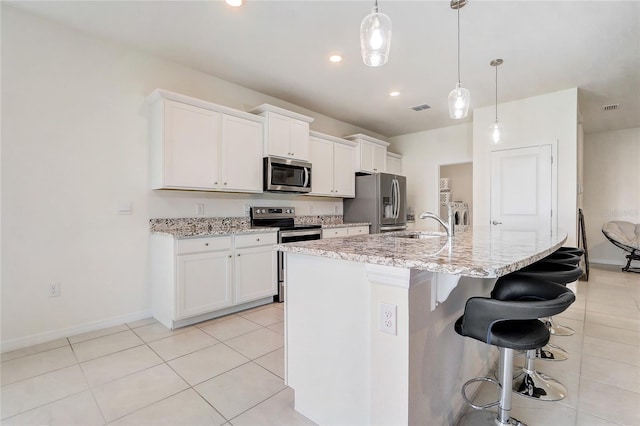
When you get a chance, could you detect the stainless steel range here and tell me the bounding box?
[250,207,322,302]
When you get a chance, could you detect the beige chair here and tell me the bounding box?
[602,221,640,273]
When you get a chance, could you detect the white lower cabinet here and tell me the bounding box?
[151,232,277,329]
[177,250,233,319]
[322,225,370,239]
[234,233,277,304]
[347,225,370,236]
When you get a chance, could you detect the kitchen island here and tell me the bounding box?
[275,227,566,426]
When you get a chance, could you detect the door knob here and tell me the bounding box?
[492,220,502,225]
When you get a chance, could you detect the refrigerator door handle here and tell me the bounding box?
[393,179,399,219]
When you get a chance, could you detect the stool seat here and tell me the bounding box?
[554,246,585,257]
[513,261,583,284]
[542,252,580,266]
[455,318,549,351]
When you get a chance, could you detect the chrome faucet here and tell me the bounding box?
[419,205,454,237]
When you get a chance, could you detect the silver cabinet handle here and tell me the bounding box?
[492,220,502,225]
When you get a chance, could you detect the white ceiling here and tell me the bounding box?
[8,0,640,137]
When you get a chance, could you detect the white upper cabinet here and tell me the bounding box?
[344,134,390,174]
[220,115,262,192]
[250,104,314,161]
[386,152,403,175]
[148,89,264,193]
[309,131,356,198]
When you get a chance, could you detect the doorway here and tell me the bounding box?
[439,162,473,226]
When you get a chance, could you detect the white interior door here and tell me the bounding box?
[491,145,553,230]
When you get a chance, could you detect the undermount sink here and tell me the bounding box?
[391,231,447,239]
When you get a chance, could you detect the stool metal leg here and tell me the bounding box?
[535,343,569,361]
[544,316,575,336]
[458,348,526,426]
[512,349,567,401]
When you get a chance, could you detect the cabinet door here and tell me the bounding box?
[359,142,375,173]
[289,119,310,161]
[309,136,334,196]
[372,144,387,173]
[164,100,220,189]
[235,245,277,304]
[221,115,263,192]
[333,143,355,197]
[176,250,233,319]
[386,155,402,175]
[266,113,291,158]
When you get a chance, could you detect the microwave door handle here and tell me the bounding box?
[303,167,310,188]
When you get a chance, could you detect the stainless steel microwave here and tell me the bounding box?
[264,156,312,193]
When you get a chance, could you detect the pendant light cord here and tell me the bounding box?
[495,64,498,121]
[457,5,461,84]
[374,0,379,13]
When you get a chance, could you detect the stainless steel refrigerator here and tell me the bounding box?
[343,173,407,233]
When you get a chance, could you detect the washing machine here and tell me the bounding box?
[445,201,470,229]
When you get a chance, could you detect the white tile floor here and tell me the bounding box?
[465,264,640,426]
[1,303,315,426]
[1,264,638,425]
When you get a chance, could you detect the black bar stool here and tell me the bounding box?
[554,247,585,258]
[513,261,583,336]
[542,252,580,266]
[499,262,582,401]
[456,276,575,426]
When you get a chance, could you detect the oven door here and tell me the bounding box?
[277,229,322,302]
[264,157,311,193]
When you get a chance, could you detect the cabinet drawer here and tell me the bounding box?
[176,236,232,255]
[322,227,349,239]
[234,232,277,248]
[348,226,370,236]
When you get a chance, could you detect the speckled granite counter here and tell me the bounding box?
[149,217,276,238]
[276,227,567,278]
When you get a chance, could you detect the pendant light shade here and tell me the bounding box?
[448,0,470,119]
[360,0,392,67]
[489,58,504,145]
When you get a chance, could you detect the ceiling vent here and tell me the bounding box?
[602,104,620,111]
[411,103,431,112]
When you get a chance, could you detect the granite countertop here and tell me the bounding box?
[275,227,567,278]
[321,222,371,229]
[152,226,277,239]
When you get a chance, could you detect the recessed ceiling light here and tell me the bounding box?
[225,0,243,7]
[390,91,400,97]
[329,55,342,63]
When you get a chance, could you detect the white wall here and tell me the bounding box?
[0,6,380,350]
[389,123,473,231]
[583,127,640,265]
[473,88,579,245]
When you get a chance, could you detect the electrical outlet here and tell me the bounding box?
[196,203,205,216]
[49,282,61,298]
[379,303,397,335]
[244,204,251,215]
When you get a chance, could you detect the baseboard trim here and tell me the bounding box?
[589,258,627,266]
[1,309,152,353]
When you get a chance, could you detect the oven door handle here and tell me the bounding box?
[280,229,322,239]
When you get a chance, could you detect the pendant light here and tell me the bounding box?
[489,58,504,145]
[447,0,470,119]
[360,0,392,67]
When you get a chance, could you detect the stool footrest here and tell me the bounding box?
[461,376,501,410]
